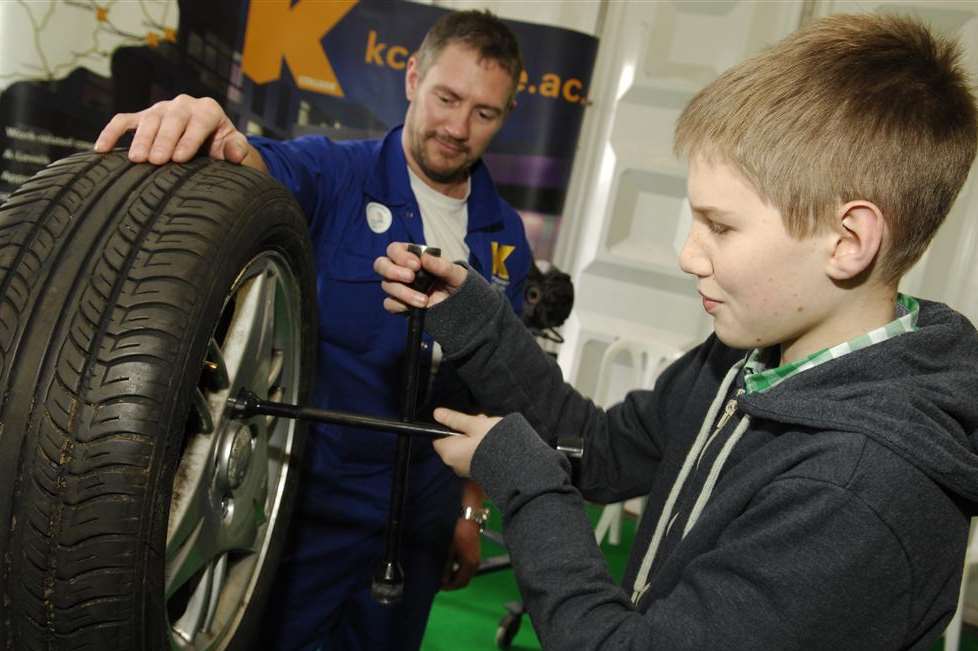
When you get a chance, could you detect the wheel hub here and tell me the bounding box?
[224,425,254,490]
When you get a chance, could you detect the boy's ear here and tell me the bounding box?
[825,200,885,281]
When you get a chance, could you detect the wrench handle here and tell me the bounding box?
[372,245,441,604]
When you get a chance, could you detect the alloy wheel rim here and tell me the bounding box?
[164,251,302,649]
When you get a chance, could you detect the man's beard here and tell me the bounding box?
[411,130,472,185]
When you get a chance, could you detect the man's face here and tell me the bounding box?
[679,155,837,360]
[403,42,513,186]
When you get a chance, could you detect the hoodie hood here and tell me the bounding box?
[742,299,978,510]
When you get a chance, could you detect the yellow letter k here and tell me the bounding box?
[241,0,358,97]
[491,242,515,281]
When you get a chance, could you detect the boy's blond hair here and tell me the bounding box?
[675,13,977,284]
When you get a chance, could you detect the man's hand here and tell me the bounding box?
[374,242,467,314]
[442,480,486,590]
[432,408,501,478]
[93,94,265,170]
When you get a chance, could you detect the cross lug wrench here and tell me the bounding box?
[223,245,584,609]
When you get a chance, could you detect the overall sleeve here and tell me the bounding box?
[248,135,356,229]
[471,418,911,650]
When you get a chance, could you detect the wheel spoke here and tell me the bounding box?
[222,269,277,394]
[167,431,216,561]
[268,347,284,388]
[171,552,226,645]
[166,428,225,601]
[266,385,283,431]
[165,513,222,601]
[267,346,286,430]
[203,553,229,634]
[171,563,209,644]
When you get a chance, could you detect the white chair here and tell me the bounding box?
[946,518,978,650]
[592,337,685,546]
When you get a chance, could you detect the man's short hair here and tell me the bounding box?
[415,10,524,106]
[675,13,977,283]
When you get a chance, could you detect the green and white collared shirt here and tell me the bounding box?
[743,294,920,394]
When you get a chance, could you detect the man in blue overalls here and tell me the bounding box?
[95,10,531,650]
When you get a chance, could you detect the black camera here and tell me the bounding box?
[522,261,574,333]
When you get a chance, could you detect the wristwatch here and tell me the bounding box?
[460,505,490,532]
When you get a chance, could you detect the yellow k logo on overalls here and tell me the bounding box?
[491,242,515,281]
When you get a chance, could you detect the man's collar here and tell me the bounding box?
[363,125,414,207]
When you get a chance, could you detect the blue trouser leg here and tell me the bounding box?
[260,449,461,651]
[331,477,460,650]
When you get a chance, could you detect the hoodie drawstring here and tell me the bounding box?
[631,360,746,604]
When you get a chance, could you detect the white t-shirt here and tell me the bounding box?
[408,166,470,263]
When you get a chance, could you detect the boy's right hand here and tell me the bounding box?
[431,408,502,479]
[374,243,468,313]
[93,94,261,169]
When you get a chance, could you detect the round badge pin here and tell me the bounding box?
[365,202,393,234]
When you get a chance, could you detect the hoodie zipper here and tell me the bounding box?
[715,397,738,432]
[696,389,745,470]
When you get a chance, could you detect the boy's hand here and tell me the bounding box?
[374,242,467,313]
[432,408,502,478]
[94,94,262,169]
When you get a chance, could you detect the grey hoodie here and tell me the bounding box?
[426,269,978,650]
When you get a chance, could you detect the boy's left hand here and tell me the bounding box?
[432,408,502,478]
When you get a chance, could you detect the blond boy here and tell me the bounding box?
[377,13,978,650]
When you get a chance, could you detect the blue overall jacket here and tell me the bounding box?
[252,126,529,470]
